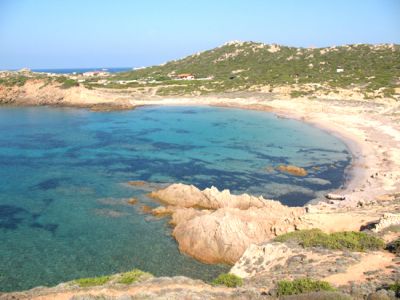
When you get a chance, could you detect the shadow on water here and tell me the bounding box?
[31,178,69,191]
[0,205,28,230]
[0,204,59,234]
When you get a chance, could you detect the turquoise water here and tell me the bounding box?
[0,106,350,292]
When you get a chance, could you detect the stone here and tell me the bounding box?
[151,206,173,217]
[373,213,400,232]
[325,193,346,200]
[150,183,305,264]
[277,165,308,176]
[127,197,138,205]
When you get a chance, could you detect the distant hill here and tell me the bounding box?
[2,41,400,99]
[102,41,398,98]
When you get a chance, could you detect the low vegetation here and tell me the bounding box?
[275,229,385,251]
[212,273,243,287]
[276,278,335,296]
[116,269,152,284]
[389,281,400,297]
[74,268,152,287]
[1,43,398,99]
[55,76,79,89]
[0,75,29,87]
[74,275,111,287]
[106,42,400,97]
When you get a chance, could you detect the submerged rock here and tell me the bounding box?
[151,206,174,217]
[127,197,138,205]
[277,165,308,176]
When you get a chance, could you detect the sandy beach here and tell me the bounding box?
[127,96,400,208]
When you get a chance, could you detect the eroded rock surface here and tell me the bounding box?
[373,213,400,232]
[150,183,271,210]
[230,241,398,295]
[150,183,305,264]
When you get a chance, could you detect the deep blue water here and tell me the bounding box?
[31,67,132,74]
[0,106,351,292]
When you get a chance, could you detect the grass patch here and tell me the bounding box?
[212,273,243,287]
[0,76,29,87]
[277,278,335,296]
[74,275,111,287]
[389,281,400,297]
[290,90,311,98]
[116,269,152,284]
[275,229,385,251]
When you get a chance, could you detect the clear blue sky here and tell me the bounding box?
[0,0,399,69]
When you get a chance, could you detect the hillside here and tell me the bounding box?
[1,41,400,100]
[103,41,400,98]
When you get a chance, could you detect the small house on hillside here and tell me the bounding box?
[176,73,195,80]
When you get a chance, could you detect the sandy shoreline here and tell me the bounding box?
[2,95,399,206]
[126,96,400,208]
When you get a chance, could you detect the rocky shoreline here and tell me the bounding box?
[1,82,400,299]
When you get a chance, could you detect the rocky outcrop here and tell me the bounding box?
[325,193,346,200]
[0,79,134,111]
[230,242,360,280]
[277,165,308,176]
[149,184,305,264]
[373,213,400,232]
[230,241,398,295]
[150,183,283,210]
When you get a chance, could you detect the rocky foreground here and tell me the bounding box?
[150,184,305,264]
[1,185,399,299]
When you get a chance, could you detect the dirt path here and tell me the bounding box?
[324,251,396,286]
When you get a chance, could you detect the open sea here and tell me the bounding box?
[31,67,132,74]
[0,105,351,291]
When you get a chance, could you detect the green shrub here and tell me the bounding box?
[74,275,111,287]
[275,229,385,251]
[116,269,152,284]
[212,273,243,287]
[60,79,79,89]
[290,90,311,98]
[277,278,335,296]
[389,281,400,296]
[0,76,28,87]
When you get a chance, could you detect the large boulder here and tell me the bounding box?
[150,183,305,264]
[173,208,303,264]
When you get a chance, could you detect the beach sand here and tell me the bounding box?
[128,96,400,209]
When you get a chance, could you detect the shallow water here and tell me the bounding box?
[0,105,351,291]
